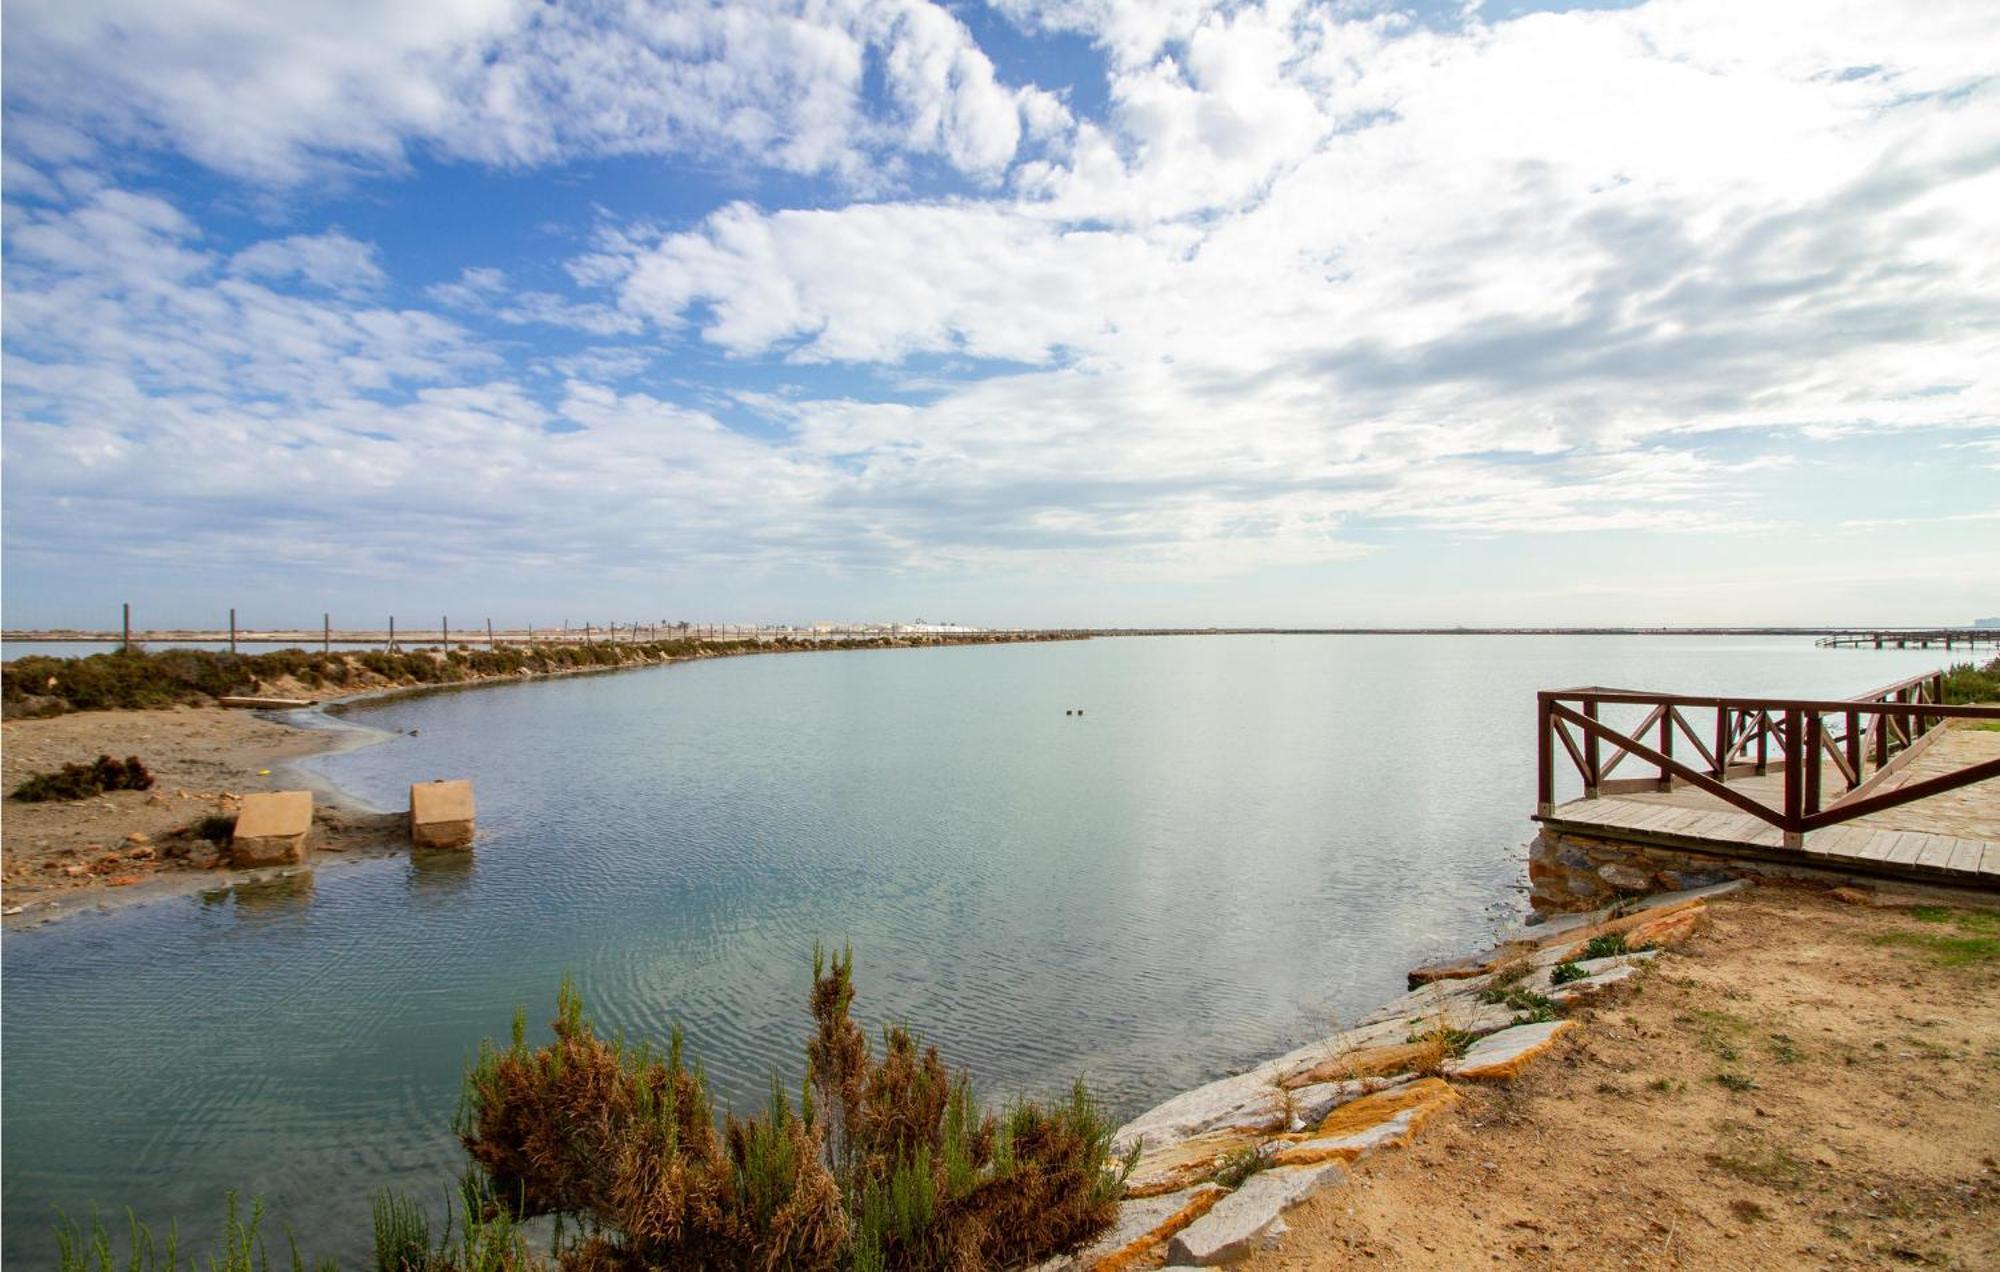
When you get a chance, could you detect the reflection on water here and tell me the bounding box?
[200,871,317,920]
[1,636,1950,1267]
[407,850,476,903]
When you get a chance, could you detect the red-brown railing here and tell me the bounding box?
[1537,671,2000,848]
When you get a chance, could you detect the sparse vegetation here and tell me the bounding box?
[52,952,1128,1270]
[1209,1146,1269,1190]
[12,754,155,802]
[1549,960,1589,985]
[1476,985,1562,1023]
[193,814,238,844]
[1581,933,1628,961]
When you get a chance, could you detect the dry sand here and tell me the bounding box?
[1245,883,2000,1270]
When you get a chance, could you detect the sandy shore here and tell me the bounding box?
[0,703,411,928]
[1242,883,2000,1270]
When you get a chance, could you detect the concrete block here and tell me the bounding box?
[410,779,475,849]
[232,791,312,866]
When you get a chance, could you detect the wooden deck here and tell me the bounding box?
[1540,726,2000,887]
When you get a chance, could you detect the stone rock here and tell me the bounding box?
[1282,1041,1442,1088]
[1829,885,1874,905]
[1444,1021,1573,1081]
[1623,905,1705,951]
[1310,1077,1457,1142]
[1268,1098,1444,1167]
[1167,1163,1344,1265]
[232,791,312,866]
[410,779,475,850]
[1115,1071,1289,1155]
[1657,869,1732,891]
[1596,862,1653,891]
[1063,1185,1225,1270]
[1125,1130,1267,1198]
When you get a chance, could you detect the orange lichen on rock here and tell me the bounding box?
[1089,1185,1228,1272]
[1283,1040,1448,1089]
[1622,905,1705,950]
[1123,1129,1268,1198]
[1311,1077,1459,1140]
[1556,899,1708,959]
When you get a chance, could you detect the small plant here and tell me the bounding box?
[1550,961,1589,985]
[1768,1034,1802,1065]
[12,755,155,802]
[1209,1146,1269,1189]
[194,814,238,844]
[1715,1072,1758,1092]
[1581,933,1628,961]
[1475,986,1561,1023]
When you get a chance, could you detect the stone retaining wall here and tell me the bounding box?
[1526,826,1926,913]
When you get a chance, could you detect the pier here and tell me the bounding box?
[1533,671,2000,901]
[1814,628,2000,650]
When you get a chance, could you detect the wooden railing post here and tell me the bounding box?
[1756,710,1769,775]
[1658,708,1675,791]
[1782,707,1805,849]
[1714,707,1729,782]
[1536,694,1554,815]
[1804,712,1823,816]
[1583,697,1601,799]
[1844,710,1861,789]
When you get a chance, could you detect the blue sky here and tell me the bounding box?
[3,0,1995,630]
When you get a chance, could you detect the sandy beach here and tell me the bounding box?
[0,703,407,928]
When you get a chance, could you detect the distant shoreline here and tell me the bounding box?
[5,625,1993,644]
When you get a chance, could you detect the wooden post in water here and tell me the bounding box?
[443,616,449,649]
[324,614,331,654]
[229,608,237,653]
[389,616,396,651]
[122,602,131,653]
[488,618,495,650]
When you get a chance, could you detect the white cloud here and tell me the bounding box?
[231,232,388,296]
[3,0,1058,186]
[4,0,1997,617]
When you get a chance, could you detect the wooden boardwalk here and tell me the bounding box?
[1540,726,2000,887]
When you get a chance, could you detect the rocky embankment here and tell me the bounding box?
[1050,883,1742,1268]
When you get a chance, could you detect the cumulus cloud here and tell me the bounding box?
[3,0,1997,620]
[1,0,1055,186]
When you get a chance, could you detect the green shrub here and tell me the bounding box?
[1581,933,1628,961]
[12,755,155,802]
[1940,656,2000,705]
[459,955,1126,1270]
[1549,960,1589,985]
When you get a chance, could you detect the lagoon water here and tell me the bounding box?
[0,635,1950,1266]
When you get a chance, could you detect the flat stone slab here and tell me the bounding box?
[410,779,475,849]
[1167,1162,1345,1265]
[1061,1184,1225,1269]
[232,791,312,866]
[1444,1020,1573,1080]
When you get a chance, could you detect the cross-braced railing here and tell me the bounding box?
[1537,672,2000,848]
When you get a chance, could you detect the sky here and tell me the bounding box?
[2,0,1996,630]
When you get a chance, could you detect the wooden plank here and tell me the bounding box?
[1981,843,2000,877]
[1625,803,1690,832]
[1946,838,1987,873]
[1886,832,1926,865]
[1851,831,1898,863]
[1915,834,1957,870]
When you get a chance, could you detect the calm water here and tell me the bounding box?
[0,636,1947,1266]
